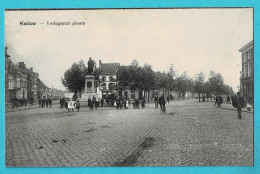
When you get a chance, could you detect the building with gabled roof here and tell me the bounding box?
[97,60,120,98]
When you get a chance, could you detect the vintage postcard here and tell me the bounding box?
[4,8,253,167]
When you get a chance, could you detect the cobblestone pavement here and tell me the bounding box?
[5,100,253,167]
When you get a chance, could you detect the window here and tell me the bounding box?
[8,76,14,89]
[248,62,251,77]
[244,64,248,78]
[102,76,106,82]
[248,49,251,61]
[131,92,134,98]
[109,76,113,81]
[16,78,20,88]
[101,83,106,89]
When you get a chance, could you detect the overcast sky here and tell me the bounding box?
[5,9,253,91]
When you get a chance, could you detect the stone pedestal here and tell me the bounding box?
[79,75,98,101]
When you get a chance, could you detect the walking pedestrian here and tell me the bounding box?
[39,99,42,107]
[154,95,159,108]
[126,98,130,109]
[49,98,52,108]
[159,94,166,113]
[214,96,218,106]
[61,97,65,109]
[88,97,91,107]
[227,96,231,104]
[46,98,49,108]
[123,98,126,109]
[101,98,104,107]
[41,97,46,108]
[75,100,80,112]
[65,99,68,110]
[116,98,120,110]
[60,98,62,108]
[92,96,97,109]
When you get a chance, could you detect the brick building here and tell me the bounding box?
[5,47,64,104]
[239,40,254,104]
[97,61,120,99]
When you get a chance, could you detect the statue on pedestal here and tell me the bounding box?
[87,57,95,74]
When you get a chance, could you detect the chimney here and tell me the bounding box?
[18,62,26,69]
[30,67,33,72]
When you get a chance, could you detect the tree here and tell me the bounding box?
[167,64,176,97]
[155,72,169,94]
[203,81,212,100]
[208,71,224,96]
[175,72,192,99]
[130,59,139,67]
[61,60,88,97]
[140,64,156,100]
[194,72,205,102]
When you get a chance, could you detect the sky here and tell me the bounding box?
[5,8,253,91]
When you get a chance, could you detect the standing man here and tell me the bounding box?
[101,98,104,107]
[166,96,170,103]
[49,98,52,108]
[75,100,81,112]
[227,96,230,104]
[92,95,97,109]
[39,98,42,107]
[236,92,245,119]
[41,97,46,108]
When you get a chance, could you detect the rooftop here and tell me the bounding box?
[100,63,120,75]
[239,40,253,52]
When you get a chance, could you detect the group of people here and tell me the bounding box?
[59,97,80,111]
[133,98,146,109]
[56,92,248,120]
[153,94,167,113]
[10,98,28,108]
[114,97,130,110]
[213,93,248,119]
[38,97,52,108]
[88,96,98,110]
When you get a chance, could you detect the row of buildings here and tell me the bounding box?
[5,47,65,104]
[239,40,254,104]
[97,40,254,103]
[95,60,195,101]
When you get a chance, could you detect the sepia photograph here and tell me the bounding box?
[5,8,253,167]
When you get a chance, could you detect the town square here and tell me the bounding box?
[4,9,253,167]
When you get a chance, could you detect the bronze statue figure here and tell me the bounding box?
[87,57,95,74]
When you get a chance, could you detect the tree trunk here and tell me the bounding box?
[199,93,201,102]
